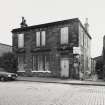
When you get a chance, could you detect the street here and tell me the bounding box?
[0,81,105,105]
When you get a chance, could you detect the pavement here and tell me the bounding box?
[17,76,105,86]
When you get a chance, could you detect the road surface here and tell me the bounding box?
[0,81,105,105]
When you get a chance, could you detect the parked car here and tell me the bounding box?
[0,69,18,81]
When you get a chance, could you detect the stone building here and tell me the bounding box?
[12,18,91,79]
[91,56,102,74]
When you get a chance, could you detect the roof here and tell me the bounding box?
[0,43,12,57]
[92,56,102,61]
[0,43,12,47]
[12,18,92,39]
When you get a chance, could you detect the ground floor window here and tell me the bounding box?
[32,56,37,70]
[45,56,49,71]
[38,56,43,71]
[32,55,49,71]
[18,55,25,71]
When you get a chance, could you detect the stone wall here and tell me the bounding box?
[12,20,79,78]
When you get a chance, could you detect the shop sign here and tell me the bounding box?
[73,47,81,54]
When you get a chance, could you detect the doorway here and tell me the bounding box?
[61,58,69,78]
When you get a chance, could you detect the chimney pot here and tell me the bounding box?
[84,18,89,32]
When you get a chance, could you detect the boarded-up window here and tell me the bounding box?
[61,27,69,44]
[36,32,40,47]
[41,31,46,46]
[18,34,24,48]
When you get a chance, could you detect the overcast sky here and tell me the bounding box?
[0,0,105,57]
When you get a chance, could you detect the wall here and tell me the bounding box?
[79,23,91,79]
[0,43,12,56]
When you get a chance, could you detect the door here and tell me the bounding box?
[61,58,69,78]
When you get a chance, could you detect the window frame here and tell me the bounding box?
[18,34,24,48]
[41,31,46,46]
[36,31,46,47]
[60,27,69,44]
[36,31,41,47]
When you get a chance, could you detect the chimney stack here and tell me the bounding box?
[103,35,105,49]
[20,17,28,28]
[84,18,89,32]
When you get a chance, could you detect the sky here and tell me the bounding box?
[0,0,105,58]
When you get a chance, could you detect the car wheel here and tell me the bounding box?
[0,77,5,81]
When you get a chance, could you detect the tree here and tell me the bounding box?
[0,52,18,73]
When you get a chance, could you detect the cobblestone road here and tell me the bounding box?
[0,81,105,105]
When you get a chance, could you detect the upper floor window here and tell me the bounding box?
[18,34,24,48]
[60,27,69,44]
[36,32,40,47]
[41,31,46,46]
[36,31,46,47]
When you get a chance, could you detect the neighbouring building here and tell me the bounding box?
[91,56,103,79]
[0,43,12,56]
[91,58,96,75]
[91,56,102,74]
[12,18,91,79]
[103,35,105,64]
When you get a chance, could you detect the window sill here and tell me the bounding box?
[32,70,51,73]
[31,48,51,52]
[17,71,25,72]
[16,48,25,53]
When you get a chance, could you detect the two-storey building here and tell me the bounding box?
[12,18,91,79]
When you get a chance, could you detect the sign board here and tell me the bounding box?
[73,47,81,54]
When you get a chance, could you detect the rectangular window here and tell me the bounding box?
[32,56,37,70]
[18,56,24,65]
[36,32,40,47]
[18,34,24,48]
[41,31,46,46]
[45,56,49,71]
[18,55,25,71]
[61,27,69,44]
[38,56,43,71]
[33,55,50,71]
